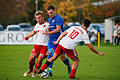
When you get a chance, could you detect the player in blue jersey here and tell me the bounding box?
[42,6,71,76]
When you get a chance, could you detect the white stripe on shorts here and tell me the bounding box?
[73,49,77,56]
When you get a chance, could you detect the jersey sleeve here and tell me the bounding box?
[46,22,49,28]
[82,33,90,44]
[66,27,72,32]
[56,16,63,26]
[33,24,38,32]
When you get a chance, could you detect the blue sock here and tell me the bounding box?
[48,54,53,69]
[48,48,54,70]
[63,57,71,67]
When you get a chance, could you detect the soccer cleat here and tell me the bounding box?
[47,70,53,77]
[23,70,32,77]
[32,73,36,77]
[68,64,71,75]
[69,77,80,80]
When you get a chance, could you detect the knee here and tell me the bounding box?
[74,58,79,63]
[76,58,80,63]
[48,48,54,56]
[60,55,65,61]
[37,59,42,64]
[72,56,80,63]
[29,58,35,62]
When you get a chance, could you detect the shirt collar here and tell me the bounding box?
[39,21,45,25]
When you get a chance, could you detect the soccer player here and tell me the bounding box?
[42,6,71,76]
[23,11,49,77]
[38,19,104,79]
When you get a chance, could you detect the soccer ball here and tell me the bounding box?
[39,69,49,79]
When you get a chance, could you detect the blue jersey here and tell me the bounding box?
[48,14,64,40]
[48,14,64,49]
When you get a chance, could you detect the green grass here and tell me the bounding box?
[0,45,120,80]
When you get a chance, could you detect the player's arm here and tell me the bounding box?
[53,31,68,45]
[24,31,36,40]
[43,25,61,35]
[48,25,61,34]
[43,17,63,35]
[87,43,104,56]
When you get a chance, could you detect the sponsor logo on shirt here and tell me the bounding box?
[43,25,46,27]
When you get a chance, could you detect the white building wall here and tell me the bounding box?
[105,19,115,43]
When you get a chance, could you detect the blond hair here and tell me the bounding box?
[34,11,44,17]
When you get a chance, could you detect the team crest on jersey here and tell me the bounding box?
[37,30,39,32]
[43,25,46,27]
[52,20,55,23]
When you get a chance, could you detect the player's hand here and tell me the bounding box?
[24,37,29,40]
[53,41,58,45]
[98,52,104,56]
[42,31,48,35]
[47,28,50,32]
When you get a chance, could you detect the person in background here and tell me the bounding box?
[90,32,97,45]
[113,22,120,45]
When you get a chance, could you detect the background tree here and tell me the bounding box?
[0,0,17,27]
[57,1,78,22]
[0,0,120,28]
[25,0,45,26]
[43,0,78,23]
[92,0,120,22]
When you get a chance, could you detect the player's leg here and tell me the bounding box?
[59,53,71,75]
[69,56,79,78]
[65,48,80,79]
[47,48,54,76]
[32,54,46,77]
[23,53,38,77]
[37,45,62,74]
[32,45,48,77]
[37,53,60,74]
[23,45,39,77]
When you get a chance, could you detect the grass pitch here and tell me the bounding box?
[0,45,120,80]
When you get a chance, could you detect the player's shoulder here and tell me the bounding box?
[56,14,63,20]
[34,23,39,27]
[44,21,49,24]
[74,26,87,33]
[44,21,49,25]
[48,17,52,21]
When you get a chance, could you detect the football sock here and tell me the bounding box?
[48,50,53,69]
[29,60,35,72]
[63,57,71,67]
[70,69,76,78]
[48,68,52,71]
[33,63,41,73]
[40,61,51,71]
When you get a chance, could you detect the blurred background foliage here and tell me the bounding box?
[0,0,120,27]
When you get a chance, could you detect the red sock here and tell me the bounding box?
[40,61,51,71]
[29,61,35,72]
[40,64,48,71]
[33,63,41,73]
[70,69,77,78]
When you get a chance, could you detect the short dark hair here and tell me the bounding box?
[47,6,55,10]
[82,19,91,28]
